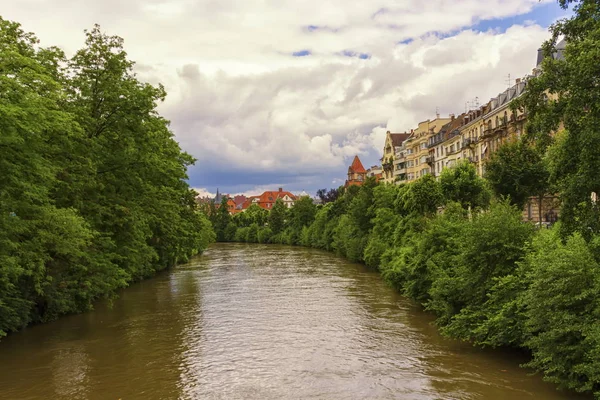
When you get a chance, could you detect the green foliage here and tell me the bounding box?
[385,204,467,304]
[440,161,491,210]
[0,18,214,337]
[396,174,443,216]
[429,201,534,336]
[268,199,287,235]
[257,227,273,244]
[523,230,600,394]
[484,141,549,210]
[513,0,600,239]
[214,197,232,242]
[363,208,400,268]
[289,196,317,231]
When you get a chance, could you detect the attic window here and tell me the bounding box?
[269,197,273,201]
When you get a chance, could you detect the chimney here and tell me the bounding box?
[515,78,521,84]
[450,113,455,120]
[279,188,283,192]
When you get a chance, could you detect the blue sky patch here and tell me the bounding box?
[472,2,573,33]
[292,50,311,57]
[341,50,370,59]
[396,2,571,47]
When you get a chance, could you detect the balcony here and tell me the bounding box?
[427,137,444,148]
[494,121,508,135]
[462,137,475,148]
[395,173,407,182]
[425,156,435,165]
[482,128,494,138]
[382,161,394,171]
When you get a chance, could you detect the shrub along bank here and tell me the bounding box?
[0,19,215,338]
[212,161,600,397]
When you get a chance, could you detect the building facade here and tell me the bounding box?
[405,117,452,182]
[381,131,410,184]
[345,156,367,187]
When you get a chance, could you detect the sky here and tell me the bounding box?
[1,0,573,198]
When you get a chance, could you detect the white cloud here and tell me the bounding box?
[1,0,559,191]
[192,188,215,198]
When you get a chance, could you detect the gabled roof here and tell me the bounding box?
[389,132,411,147]
[233,195,247,206]
[348,155,366,173]
[258,190,296,204]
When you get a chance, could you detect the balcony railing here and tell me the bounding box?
[462,137,475,148]
[427,137,444,148]
[425,156,435,165]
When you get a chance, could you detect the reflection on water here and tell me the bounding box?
[51,345,90,399]
[0,243,589,399]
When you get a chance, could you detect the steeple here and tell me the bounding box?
[349,155,366,173]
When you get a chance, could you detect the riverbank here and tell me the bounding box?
[0,19,215,339]
[213,175,600,398]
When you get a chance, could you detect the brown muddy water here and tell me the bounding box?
[0,243,589,399]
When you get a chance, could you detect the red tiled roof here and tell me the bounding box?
[258,190,296,204]
[241,196,259,210]
[233,195,247,206]
[348,155,366,173]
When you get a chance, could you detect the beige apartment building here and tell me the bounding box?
[405,117,452,182]
[372,42,566,223]
[458,78,528,176]
[381,131,410,184]
[393,140,408,184]
[428,114,466,177]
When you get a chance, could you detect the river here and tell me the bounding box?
[0,243,587,399]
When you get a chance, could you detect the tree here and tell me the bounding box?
[268,199,286,235]
[289,196,317,230]
[523,229,600,394]
[0,19,214,336]
[440,161,490,211]
[396,174,443,216]
[513,0,600,238]
[316,188,340,204]
[429,201,534,337]
[214,197,232,241]
[484,141,549,222]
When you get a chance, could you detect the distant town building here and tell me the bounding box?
[345,155,367,187]
[366,165,383,182]
[237,188,297,210]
